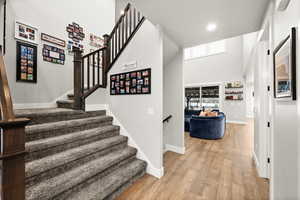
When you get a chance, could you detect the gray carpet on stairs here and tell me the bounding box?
[15,108,147,200]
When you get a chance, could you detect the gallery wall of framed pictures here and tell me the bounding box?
[16,41,37,83]
[110,68,151,95]
[273,27,297,100]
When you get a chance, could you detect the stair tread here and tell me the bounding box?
[26,125,120,153]
[15,108,81,117]
[26,115,113,134]
[26,147,138,200]
[64,159,147,200]
[26,135,128,178]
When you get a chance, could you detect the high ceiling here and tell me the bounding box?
[127,0,270,47]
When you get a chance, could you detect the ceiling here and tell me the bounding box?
[127,0,270,47]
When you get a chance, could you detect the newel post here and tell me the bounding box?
[73,48,84,110]
[102,34,110,87]
[0,118,30,200]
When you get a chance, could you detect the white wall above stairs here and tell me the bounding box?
[4,0,115,105]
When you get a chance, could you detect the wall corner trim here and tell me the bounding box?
[165,144,185,155]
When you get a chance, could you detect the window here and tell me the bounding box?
[184,40,226,60]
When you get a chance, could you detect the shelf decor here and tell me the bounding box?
[16,41,37,83]
[273,27,296,100]
[110,68,151,95]
[225,81,243,101]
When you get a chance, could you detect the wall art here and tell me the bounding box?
[15,21,38,44]
[89,33,104,48]
[110,68,151,95]
[16,41,37,83]
[43,44,65,65]
[66,22,85,42]
[67,40,84,53]
[273,27,297,100]
[41,33,66,47]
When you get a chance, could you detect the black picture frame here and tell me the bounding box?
[16,41,37,83]
[110,68,151,95]
[273,27,297,100]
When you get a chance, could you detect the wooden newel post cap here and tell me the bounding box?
[0,118,30,128]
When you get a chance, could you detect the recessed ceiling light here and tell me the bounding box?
[120,10,125,15]
[206,23,217,32]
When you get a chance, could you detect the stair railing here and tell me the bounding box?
[0,51,30,200]
[73,3,145,110]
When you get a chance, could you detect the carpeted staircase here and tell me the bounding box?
[15,108,147,200]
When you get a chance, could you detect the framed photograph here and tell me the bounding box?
[15,21,39,44]
[41,33,66,47]
[42,44,65,65]
[110,68,151,95]
[273,27,297,100]
[16,41,37,83]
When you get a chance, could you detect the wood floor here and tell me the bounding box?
[116,123,269,200]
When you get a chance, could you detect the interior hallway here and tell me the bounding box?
[116,122,269,200]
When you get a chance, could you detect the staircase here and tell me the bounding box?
[14,108,146,200]
[0,3,147,200]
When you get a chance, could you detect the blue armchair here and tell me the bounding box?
[184,110,201,132]
[190,112,226,140]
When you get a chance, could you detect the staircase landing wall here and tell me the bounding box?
[86,19,164,177]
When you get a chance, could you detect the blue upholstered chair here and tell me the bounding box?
[189,112,226,140]
[184,110,201,132]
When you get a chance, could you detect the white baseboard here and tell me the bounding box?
[226,120,247,125]
[165,144,185,154]
[86,104,109,111]
[253,151,261,176]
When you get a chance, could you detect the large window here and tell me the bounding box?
[184,40,226,60]
[185,85,220,110]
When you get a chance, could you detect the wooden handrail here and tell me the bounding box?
[163,115,173,123]
[0,52,30,200]
[73,3,145,111]
[109,3,131,38]
[0,52,15,120]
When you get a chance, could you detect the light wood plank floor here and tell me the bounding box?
[117,122,269,200]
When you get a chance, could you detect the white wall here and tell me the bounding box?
[163,34,185,154]
[272,0,299,199]
[256,0,300,199]
[4,0,115,105]
[184,36,246,123]
[87,20,164,177]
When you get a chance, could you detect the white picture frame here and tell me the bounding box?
[15,21,39,45]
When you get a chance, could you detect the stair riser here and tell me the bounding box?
[26,130,120,162]
[52,156,137,200]
[105,168,146,200]
[25,111,106,125]
[26,120,113,142]
[57,102,74,109]
[26,141,128,188]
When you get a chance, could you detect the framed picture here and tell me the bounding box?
[41,33,66,47]
[15,21,39,44]
[110,68,151,95]
[273,27,297,100]
[16,41,37,83]
[42,44,65,65]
